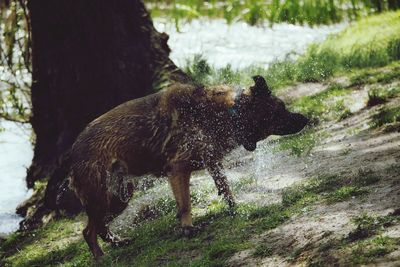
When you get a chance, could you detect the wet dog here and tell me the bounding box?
[69,75,309,258]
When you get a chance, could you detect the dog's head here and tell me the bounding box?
[234,75,309,151]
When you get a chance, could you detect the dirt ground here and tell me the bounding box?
[225,80,400,266]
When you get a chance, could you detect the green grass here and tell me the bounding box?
[0,216,91,267]
[367,85,400,108]
[370,106,400,128]
[146,0,396,26]
[351,236,399,264]
[326,186,369,203]
[293,11,400,75]
[183,12,400,94]
[0,205,285,266]
[350,63,400,86]
[291,82,350,120]
[321,12,400,54]
[282,168,381,207]
[348,213,398,241]
[273,128,318,157]
[0,167,387,266]
[0,195,311,266]
[4,172,371,266]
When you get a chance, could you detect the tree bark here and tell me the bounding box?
[20,0,191,229]
[388,0,400,10]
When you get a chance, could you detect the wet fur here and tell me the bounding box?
[70,83,241,258]
[70,78,308,258]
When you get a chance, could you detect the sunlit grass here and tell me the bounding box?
[320,12,400,54]
[0,166,389,266]
[183,12,400,92]
[185,46,400,91]
[146,0,393,26]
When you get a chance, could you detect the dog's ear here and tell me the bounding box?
[251,75,271,97]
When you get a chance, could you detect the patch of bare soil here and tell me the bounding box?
[279,82,328,102]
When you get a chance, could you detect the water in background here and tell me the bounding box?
[0,20,344,235]
[154,19,345,69]
[0,121,33,236]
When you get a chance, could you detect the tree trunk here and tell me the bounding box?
[388,0,400,10]
[20,0,191,229]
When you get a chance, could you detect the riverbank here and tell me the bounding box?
[1,11,400,267]
[2,59,400,267]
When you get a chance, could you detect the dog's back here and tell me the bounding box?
[69,82,239,258]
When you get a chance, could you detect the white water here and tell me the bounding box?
[0,19,345,235]
[0,121,33,236]
[154,19,345,68]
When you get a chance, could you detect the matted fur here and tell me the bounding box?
[69,76,308,258]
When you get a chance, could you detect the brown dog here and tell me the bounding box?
[69,76,308,258]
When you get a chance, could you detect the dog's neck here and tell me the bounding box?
[227,89,246,146]
[228,88,244,118]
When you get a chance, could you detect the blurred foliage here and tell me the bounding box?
[0,0,31,124]
[147,0,400,26]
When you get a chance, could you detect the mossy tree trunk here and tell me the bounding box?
[21,0,191,229]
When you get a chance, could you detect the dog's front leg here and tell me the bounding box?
[168,164,193,233]
[207,162,235,208]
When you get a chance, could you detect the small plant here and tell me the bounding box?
[353,169,381,186]
[351,236,398,264]
[253,244,273,257]
[349,70,376,86]
[326,186,368,203]
[367,87,388,107]
[214,64,241,85]
[348,213,397,241]
[292,83,348,120]
[370,106,400,128]
[184,54,212,85]
[349,64,400,87]
[296,46,338,82]
[281,174,342,206]
[333,100,352,120]
[274,129,317,157]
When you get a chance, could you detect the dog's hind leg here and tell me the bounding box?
[168,164,193,233]
[98,187,133,247]
[83,213,104,259]
[207,162,235,208]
